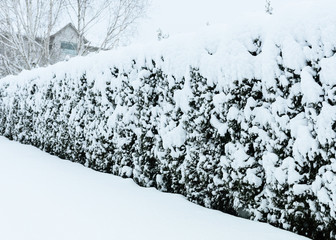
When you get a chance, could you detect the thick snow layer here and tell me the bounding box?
[0,137,309,240]
[1,1,336,86]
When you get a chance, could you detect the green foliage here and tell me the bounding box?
[1,39,336,240]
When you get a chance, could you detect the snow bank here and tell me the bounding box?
[0,137,309,240]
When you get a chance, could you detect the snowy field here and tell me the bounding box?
[0,137,309,240]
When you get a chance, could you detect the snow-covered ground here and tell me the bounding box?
[0,137,308,240]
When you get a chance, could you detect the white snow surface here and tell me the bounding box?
[0,137,309,240]
[1,0,335,88]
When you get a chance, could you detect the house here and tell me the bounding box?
[0,23,99,77]
[49,23,99,64]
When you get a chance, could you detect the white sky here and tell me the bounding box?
[133,0,297,44]
[82,0,319,47]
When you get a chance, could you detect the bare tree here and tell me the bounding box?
[265,0,273,15]
[157,28,169,41]
[65,0,148,54]
[0,0,64,77]
[45,0,65,64]
[0,0,148,78]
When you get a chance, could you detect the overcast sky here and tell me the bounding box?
[84,0,320,47]
[133,0,298,43]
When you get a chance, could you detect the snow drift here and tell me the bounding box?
[0,136,309,240]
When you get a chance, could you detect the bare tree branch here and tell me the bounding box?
[65,0,148,54]
[0,0,64,77]
[0,0,148,78]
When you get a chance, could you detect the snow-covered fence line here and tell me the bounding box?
[1,5,336,239]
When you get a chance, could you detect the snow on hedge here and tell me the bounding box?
[1,1,336,239]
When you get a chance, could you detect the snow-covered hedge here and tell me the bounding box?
[1,4,336,239]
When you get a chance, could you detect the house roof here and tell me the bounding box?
[50,23,89,44]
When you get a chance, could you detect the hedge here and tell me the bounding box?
[1,17,336,239]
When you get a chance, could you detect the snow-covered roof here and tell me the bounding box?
[50,23,89,44]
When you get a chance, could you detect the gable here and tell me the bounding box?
[51,23,89,44]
